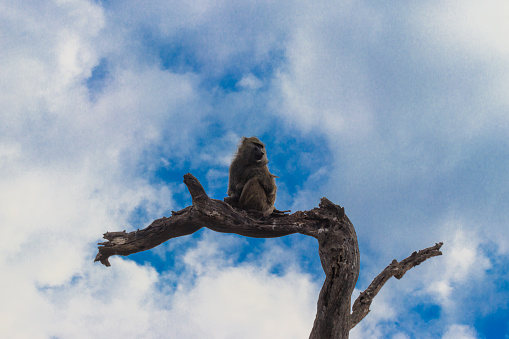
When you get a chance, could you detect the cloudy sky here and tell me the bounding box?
[1,0,508,338]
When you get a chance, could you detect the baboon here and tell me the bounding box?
[224,136,277,216]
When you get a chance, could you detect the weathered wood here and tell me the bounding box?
[309,199,359,339]
[95,173,443,338]
[350,242,443,329]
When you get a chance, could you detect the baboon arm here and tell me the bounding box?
[238,178,267,211]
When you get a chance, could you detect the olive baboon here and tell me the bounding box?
[224,136,277,216]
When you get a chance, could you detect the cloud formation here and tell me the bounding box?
[1,0,508,338]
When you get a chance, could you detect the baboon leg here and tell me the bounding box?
[238,178,269,213]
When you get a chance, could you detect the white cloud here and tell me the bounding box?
[0,2,207,337]
[1,229,318,338]
[272,0,382,141]
[442,324,478,339]
[103,0,292,77]
[392,334,410,339]
[38,259,165,339]
[0,0,104,118]
[415,0,509,58]
[411,0,509,136]
[238,73,263,90]
[273,1,509,285]
[168,236,318,338]
[169,267,316,338]
[427,224,491,311]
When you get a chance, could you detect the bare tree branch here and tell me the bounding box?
[350,242,444,329]
[95,173,443,338]
[95,173,313,266]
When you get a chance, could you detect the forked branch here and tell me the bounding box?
[95,173,326,266]
[350,242,444,329]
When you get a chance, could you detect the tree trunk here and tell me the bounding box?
[309,201,359,338]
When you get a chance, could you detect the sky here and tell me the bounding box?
[1,0,508,338]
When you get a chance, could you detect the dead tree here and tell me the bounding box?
[95,174,443,338]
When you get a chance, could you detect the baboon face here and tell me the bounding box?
[241,137,268,165]
[251,141,266,162]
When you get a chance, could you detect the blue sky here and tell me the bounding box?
[1,0,508,338]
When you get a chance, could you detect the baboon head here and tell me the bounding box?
[237,136,268,165]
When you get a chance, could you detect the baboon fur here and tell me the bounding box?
[224,136,277,216]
